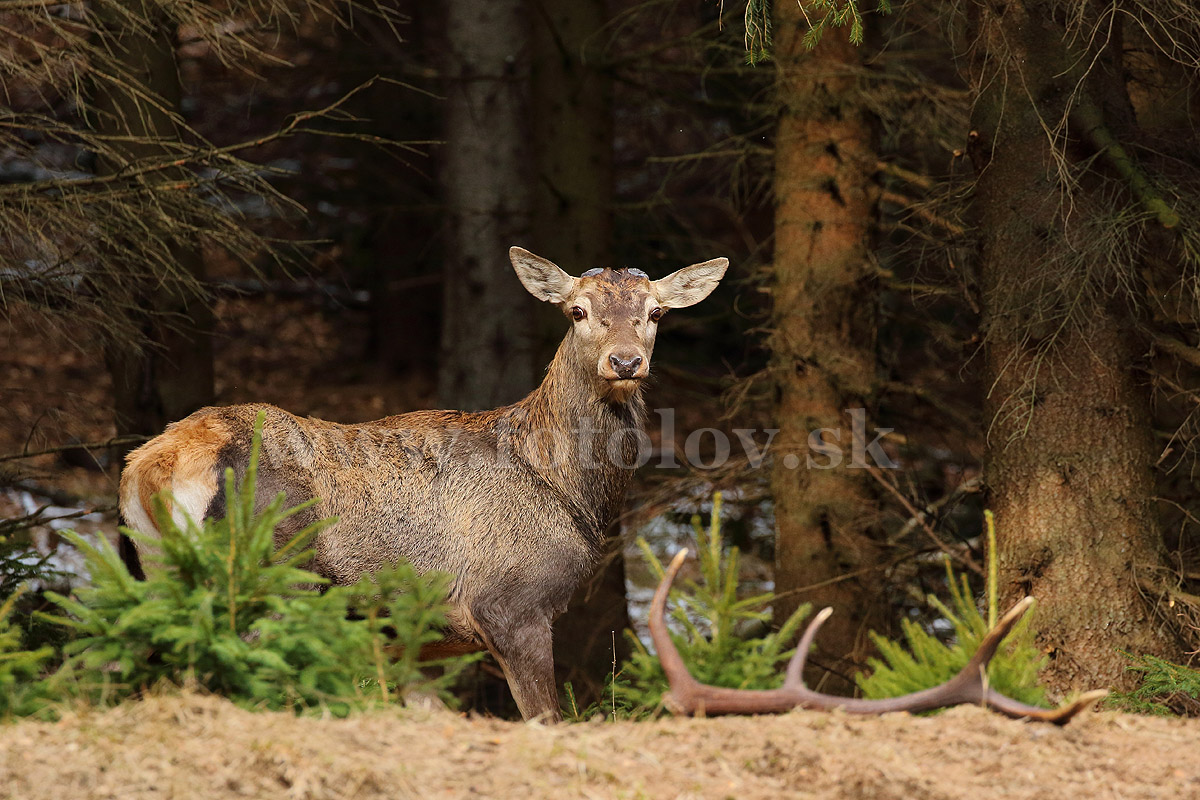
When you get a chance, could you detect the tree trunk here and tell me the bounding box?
[970,0,1182,695]
[769,4,887,690]
[528,0,630,707]
[439,0,537,411]
[93,6,214,575]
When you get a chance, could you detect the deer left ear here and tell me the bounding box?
[652,258,729,308]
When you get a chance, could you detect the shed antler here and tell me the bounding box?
[649,549,1107,725]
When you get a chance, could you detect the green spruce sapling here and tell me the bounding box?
[608,492,811,718]
[856,510,1047,707]
[39,411,473,714]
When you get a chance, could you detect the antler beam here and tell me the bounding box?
[649,549,1106,725]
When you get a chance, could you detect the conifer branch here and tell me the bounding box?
[1070,97,1180,229]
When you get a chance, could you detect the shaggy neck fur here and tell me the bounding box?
[503,328,647,546]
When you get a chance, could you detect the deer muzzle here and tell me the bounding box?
[609,353,644,379]
[601,347,649,381]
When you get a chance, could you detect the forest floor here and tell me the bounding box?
[1,692,1197,799]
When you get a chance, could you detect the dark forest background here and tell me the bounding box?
[3,0,1200,714]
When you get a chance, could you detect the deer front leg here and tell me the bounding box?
[471,607,560,722]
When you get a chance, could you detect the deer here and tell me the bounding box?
[118,246,728,722]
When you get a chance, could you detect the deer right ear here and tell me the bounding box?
[510,247,577,304]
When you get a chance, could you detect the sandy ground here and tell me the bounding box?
[0,693,1197,799]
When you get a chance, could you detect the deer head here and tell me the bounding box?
[510,246,728,403]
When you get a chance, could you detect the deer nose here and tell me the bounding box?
[609,354,644,379]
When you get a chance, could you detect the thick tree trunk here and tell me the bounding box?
[769,4,887,689]
[93,6,214,574]
[970,0,1181,695]
[439,0,537,411]
[529,0,630,706]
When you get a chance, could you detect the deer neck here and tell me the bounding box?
[507,331,647,543]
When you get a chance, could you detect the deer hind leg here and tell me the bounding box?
[468,604,560,722]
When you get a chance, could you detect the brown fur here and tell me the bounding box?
[118,248,726,721]
[123,415,230,528]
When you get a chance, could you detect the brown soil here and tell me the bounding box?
[0,693,1196,799]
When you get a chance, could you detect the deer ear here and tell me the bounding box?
[652,257,728,308]
[510,247,577,304]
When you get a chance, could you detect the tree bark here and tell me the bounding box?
[93,5,214,574]
[439,0,537,411]
[528,0,630,707]
[769,4,887,690]
[969,0,1182,695]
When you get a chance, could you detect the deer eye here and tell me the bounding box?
[571,306,587,321]
[649,307,664,323]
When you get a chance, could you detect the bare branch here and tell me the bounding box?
[0,435,150,463]
[1153,333,1200,371]
[864,464,984,575]
[1071,95,1180,229]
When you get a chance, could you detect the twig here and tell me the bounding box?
[1153,333,1200,370]
[876,161,935,191]
[1153,369,1200,403]
[0,77,393,199]
[0,0,70,9]
[11,481,106,508]
[892,475,982,543]
[880,381,979,434]
[879,190,966,236]
[0,435,149,463]
[768,551,917,603]
[864,464,984,575]
[0,503,116,537]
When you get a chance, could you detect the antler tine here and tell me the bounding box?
[783,607,833,688]
[649,549,702,698]
[985,689,1110,724]
[961,596,1036,677]
[647,550,1106,724]
[936,595,1106,724]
